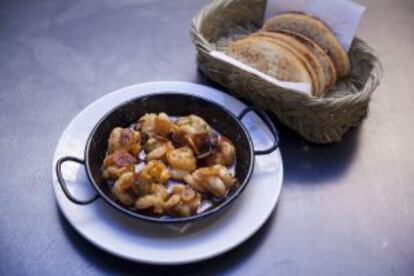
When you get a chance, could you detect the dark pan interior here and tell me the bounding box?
[85,93,254,222]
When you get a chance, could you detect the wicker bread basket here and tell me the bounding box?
[191,0,383,143]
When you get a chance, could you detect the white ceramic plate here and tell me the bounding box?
[52,81,283,265]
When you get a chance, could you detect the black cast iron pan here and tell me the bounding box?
[56,93,279,223]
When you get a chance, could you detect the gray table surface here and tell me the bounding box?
[1,0,413,275]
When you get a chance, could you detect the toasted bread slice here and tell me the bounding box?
[226,36,313,91]
[263,13,350,78]
[278,30,337,91]
[252,31,324,96]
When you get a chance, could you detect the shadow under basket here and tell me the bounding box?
[191,0,383,144]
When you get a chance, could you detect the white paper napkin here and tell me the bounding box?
[210,50,312,95]
[265,0,366,51]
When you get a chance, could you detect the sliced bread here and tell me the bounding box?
[263,13,350,78]
[226,36,313,91]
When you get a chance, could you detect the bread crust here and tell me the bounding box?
[252,31,324,96]
[263,12,350,78]
[226,36,313,88]
[276,30,337,92]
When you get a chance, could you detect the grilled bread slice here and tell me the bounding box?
[276,30,337,92]
[263,13,350,78]
[252,31,325,96]
[226,36,313,93]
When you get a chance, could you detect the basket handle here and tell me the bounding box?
[55,156,100,205]
[238,106,280,155]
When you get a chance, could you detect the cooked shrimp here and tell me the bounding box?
[166,147,197,171]
[133,181,168,197]
[136,113,156,136]
[103,149,137,180]
[175,115,210,136]
[184,165,237,197]
[135,195,164,214]
[135,183,169,214]
[135,160,170,185]
[169,168,191,180]
[205,136,236,166]
[137,113,174,138]
[144,137,174,162]
[173,115,213,154]
[104,112,241,218]
[154,113,175,137]
[112,172,136,206]
[107,127,141,156]
[164,184,201,217]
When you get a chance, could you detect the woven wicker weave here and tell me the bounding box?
[191,0,383,143]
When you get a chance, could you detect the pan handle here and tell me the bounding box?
[55,156,100,205]
[238,106,280,155]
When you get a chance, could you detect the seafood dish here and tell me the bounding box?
[102,113,238,218]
